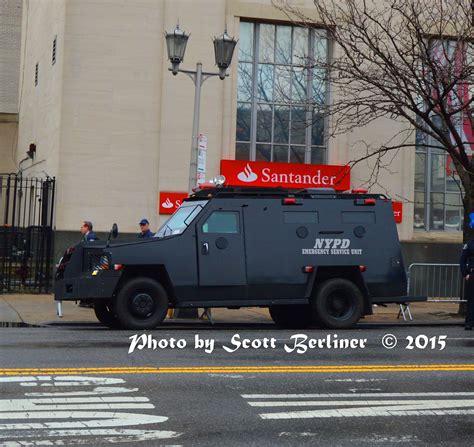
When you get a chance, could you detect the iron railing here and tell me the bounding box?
[0,174,55,293]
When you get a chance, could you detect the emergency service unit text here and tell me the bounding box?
[128,333,368,354]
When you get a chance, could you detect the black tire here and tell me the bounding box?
[312,278,364,329]
[269,305,312,329]
[114,277,168,330]
[94,302,122,329]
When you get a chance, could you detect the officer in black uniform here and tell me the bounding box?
[459,239,474,330]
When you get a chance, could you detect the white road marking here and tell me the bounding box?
[324,378,386,383]
[5,396,150,404]
[1,429,180,444]
[242,392,474,420]
[0,376,126,387]
[248,399,474,407]
[348,388,382,393]
[260,408,474,419]
[25,387,139,397]
[278,432,318,437]
[242,392,474,398]
[208,374,247,379]
[0,411,168,430]
[3,404,154,411]
[0,376,181,445]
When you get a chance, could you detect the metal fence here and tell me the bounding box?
[0,174,56,293]
[407,263,466,302]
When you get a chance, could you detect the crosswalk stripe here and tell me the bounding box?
[241,392,474,420]
[242,392,474,398]
[259,408,474,419]
[248,399,474,407]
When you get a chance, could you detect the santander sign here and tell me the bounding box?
[221,160,350,191]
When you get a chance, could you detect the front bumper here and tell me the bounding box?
[54,272,121,301]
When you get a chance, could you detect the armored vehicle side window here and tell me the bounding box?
[155,200,207,237]
[341,211,376,224]
[202,211,239,234]
[284,211,319,224]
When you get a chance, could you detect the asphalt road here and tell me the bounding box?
[1,324,473,446]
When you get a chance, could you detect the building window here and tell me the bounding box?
[35,62,39,86]
[414,39,471,232]
[236,22,328,164]
[415,117,463,232]
[52,36,57,65]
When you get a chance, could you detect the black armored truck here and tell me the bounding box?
[55,186,424,329]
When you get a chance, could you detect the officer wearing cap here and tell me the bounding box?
[138,218,154,238]
[459,217,474,330]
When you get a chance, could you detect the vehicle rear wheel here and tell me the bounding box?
[94,302,122,329]
[269,305,312,329]
[312,278,364,329]
[114,278,168,330]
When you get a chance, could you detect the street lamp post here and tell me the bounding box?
[165,24,237,193]
[164,24,236,320]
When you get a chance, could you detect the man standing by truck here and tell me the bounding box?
[138,218,154,238]
[459,240,474,330]
[80,221,97,241]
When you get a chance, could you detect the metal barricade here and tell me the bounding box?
[407,263,466,303]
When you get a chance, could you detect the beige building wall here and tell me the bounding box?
[15,0,450,243]
[0,0,22,114]
[16,0,66,180]
[58,0,163,232]
[0,115,18,173]
[0,0,22,174]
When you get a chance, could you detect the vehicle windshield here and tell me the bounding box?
[155,200,207,238]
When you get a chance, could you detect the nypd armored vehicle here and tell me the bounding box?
[55,185,423,329]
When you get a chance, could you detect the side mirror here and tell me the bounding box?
[112,223,118,239]
[106,223,118,248]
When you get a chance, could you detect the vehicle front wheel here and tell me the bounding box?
[94,302,122,329]
[312,278,364,329]
[114,278,168,330]
[269,305,312,329]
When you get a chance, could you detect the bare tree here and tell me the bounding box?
[274,0,473,239]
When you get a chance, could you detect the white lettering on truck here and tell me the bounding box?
[302,238,362,256]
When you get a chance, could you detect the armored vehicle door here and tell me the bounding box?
[196,209,246,286]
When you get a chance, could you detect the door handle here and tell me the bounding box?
[201,242,209,255]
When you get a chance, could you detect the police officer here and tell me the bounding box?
[138,218,154,238]
[459,240,474,330]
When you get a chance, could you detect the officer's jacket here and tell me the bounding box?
[138,229,155,238]
[460,240,474,276]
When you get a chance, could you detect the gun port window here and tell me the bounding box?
[341,212,376,224]
[283,211,319,224]
[202,212,240,234]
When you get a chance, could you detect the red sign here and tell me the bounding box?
[220,160,351,191]
[392,201,403,223]
[158,192,188,215]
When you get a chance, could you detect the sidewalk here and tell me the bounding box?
[0,293,465,327]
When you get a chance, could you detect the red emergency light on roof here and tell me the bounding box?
[283,197,297,205]
[364,198,376,205]
[352,188,368,194]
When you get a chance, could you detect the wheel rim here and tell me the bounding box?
[129,292,155,318]
[326,290,354,320]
